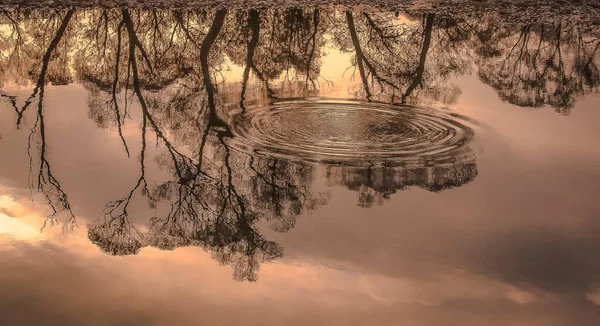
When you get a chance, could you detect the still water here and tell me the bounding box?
[1,4,600,325]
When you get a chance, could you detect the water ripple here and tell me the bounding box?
[230,100,475,166]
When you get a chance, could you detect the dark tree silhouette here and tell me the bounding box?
[224,8,324,104]
[327,162,478,207]
[475,22,600,114]
[8,6,600,282]
[14,9,74,128]
[240,9,262,112]
[337,11,470,105]
[65,8,328,281]
[0,9,79,233]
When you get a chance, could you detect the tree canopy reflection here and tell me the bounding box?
[3,5,597,280]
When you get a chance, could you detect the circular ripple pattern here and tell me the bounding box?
[230,101,474,166]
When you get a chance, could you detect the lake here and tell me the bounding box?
[1,2,600,325]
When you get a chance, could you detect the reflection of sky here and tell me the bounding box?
[1,68,600,325]
[0,195,44,240]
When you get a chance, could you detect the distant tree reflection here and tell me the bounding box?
[3,7,599,113]
[475,22,600,114]
[327,162,478,207]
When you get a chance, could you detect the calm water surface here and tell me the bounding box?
[1,5,600,325]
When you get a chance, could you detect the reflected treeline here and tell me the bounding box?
[474,22,600,113]
[1,8,598,112]
[327,162,478,208]
[5,5,597,280]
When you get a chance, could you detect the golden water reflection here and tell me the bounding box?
[1,5,600,326]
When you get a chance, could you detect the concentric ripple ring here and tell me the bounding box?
[229,100,475,166]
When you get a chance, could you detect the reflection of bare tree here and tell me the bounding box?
[88,200,144,255]
[340,11,469,104]
[90,118,327,281]
[15,9,74,128]
[257,9,323,91]
[148,137,328,280]
[346,11,376,99]
[72,9,328,281]
[0,9,25,88]
[240,9,262,112]
[6,6,600,281]
[401,14,434,103]
[29,81,77,232]
[475,22,600,114]
[247,156,327,232]
[1,9,79,232]
[225,8,324,104]
[86,9,208,255]
[146,129,328,282]
[327,163,478,207]
[3,7,600,114]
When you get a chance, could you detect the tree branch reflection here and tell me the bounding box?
[4,5,598,281]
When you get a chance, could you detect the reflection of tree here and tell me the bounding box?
[88,120,327,281]
[475,22,600,114]
[0,9,79,232]
[64,8,329,281]
[9,6,600,280]
[78,9,216,155]
[1,9,75,92]
[327,162,478,207]
[0,9,25,88]
[224,8,324,105]
[3,7,600,115]
[29,75,78,233]
[338,11,470,104]
[148,135,328,280]
[335,11,600,111]
[401,14,434,103]
[239,9,264,111]
[200,9,230,129]
[7,9,75,127]
[88,199,144,255]
[246,156,327,232]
